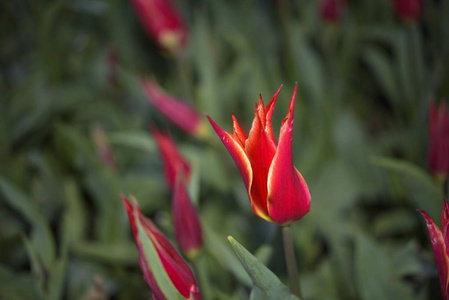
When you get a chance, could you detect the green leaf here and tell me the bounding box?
[355,234,418,300]
[0,265,41,300]
[61,179,88,250]
[72,242,139,265]
[0,177,56,268]
[362,47,399,106]
[227,236,301,300]
[370,156,443,218]
[203,226,251,287]
[108,131,156,153]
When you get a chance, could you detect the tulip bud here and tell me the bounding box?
[428,100,449,179]
[172,174,203,260]
[143,79,208,138]
[151,127,191,190]
[418,201,449,300]
[128,0,188,54]
[123,195,201,300]
[207,83,311,226]
[319,0,343,24]
[393,0,422,23]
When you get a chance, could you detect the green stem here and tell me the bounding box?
[282,225,301,298]
[175,52,194,102]
[190,254,212,299]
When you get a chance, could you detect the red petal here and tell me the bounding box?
[151,127,191,190]
[267,83,311,225]
[172,174,203,256]
[232,113,248,148]
[245,108,277,221]
[443,200,449,258]
[418,209,449,299]
[207,116,253,192]
[428,101,449,176]
[129,0,188,52]
[143,79,201,135]
[264,85,283,144]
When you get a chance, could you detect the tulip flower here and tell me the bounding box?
[143,79,207,137]
[172,174,203,260]
[207,83,311,226]
[428,100,449,179]
[151,127,191,190]
[418,201,449,300]
[319,0,343,24]
[123,195,201,300]
[393,0,422,23]
[128,0,188,54]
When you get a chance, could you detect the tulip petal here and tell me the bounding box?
[232,113,248,148]
[428,101,449,176]
[172,174,203,258]
[245,109,277,221]
[207,116,253,192]
[418,209,449,299]
[264,85,283,144]
[443,200,449,257]
[143,79,202,135]
[151,127,191,190]
[267,83,311,225]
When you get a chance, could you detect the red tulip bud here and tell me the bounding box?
[143,79,207,137]
[393,0,422,23]
[123,195,201,300]
[418,201,449,300]
[172,174,203,260]
[428,100,449,179]
[151,127,191,190]
[129,0,188,54]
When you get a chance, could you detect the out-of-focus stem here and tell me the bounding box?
[175,52,194,102]
[282,225,301,297]
[191,254,212,299]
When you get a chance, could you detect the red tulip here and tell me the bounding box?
[172,174,203,259]
[143,79,207,137]
[428,100,449,179]
[393,0,422,23]
[418,201,449,300]
[207,83,311,226]
[151,127,191,190]
[123,195,201,300]
[128,0,188,54]
[319,0,343,24]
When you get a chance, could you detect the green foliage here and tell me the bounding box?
[1,0,448,299]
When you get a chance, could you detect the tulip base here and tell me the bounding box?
[282,225,302,298]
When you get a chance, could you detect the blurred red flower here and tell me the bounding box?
[428,100,449,179]
[172,174,203,260]
[418,201,449,300]
[123,196,201,300]
[393,0,422,23]
[129,0,188,54]
[151,127,191,190]
[319,0,343,24]
[143,79,207,137]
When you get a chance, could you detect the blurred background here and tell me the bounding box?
[1,0,449,299]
